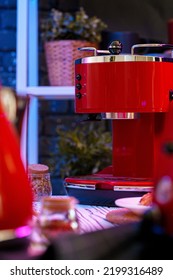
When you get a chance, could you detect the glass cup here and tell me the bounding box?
[28,196,79,256]
[28,172,52,202]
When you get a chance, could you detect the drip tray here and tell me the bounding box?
[65,184,153,207]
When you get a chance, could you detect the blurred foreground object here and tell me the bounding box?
[0,100,33,239]
[0,86,30,165]
[0,87,16,123]
[29,196,79,255]
[0,86,29,138]
[152,95,173,235]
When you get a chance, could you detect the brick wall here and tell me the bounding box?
[0,0,16,87]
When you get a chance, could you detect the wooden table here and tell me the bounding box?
[76,205,117,233]
[33,201,117,234]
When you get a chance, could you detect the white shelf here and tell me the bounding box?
[17,1,76,165]
[17,86,75,100]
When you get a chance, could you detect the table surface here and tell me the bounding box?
[75,204,116,233]
[33,201,117,234]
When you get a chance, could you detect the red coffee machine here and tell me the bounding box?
[65,42,173,206]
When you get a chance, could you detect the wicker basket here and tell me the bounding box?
[44,40,98,86]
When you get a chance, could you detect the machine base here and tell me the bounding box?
[64,174,153,207]
[66,186,152,207]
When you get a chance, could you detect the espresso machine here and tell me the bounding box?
[65,41,173,206]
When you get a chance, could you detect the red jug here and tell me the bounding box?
[0,101,33,231]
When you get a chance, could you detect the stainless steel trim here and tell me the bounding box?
[101,112,139,119]
[113,186,153,192]
[75,54,166,64]
[131,43,173,55]
[65,184,96,190]
[78,47,110,56]
[66,184,153,192]
[78,47,97,56]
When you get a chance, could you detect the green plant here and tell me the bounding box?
[40,7,107,43]
[55,122,112,178]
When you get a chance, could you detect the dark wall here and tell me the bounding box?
[81,0,173,43]
[43,0,173,43]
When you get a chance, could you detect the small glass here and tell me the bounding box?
[28,172,52,201]
[29,196,79,256]
[39,196,79,234]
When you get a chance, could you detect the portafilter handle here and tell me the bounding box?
[131,43,173,57]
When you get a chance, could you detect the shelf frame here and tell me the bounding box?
[16,0,75,165]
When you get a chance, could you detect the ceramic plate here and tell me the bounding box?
[115,197,152,215]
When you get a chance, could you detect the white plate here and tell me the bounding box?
[115,197,152,215]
